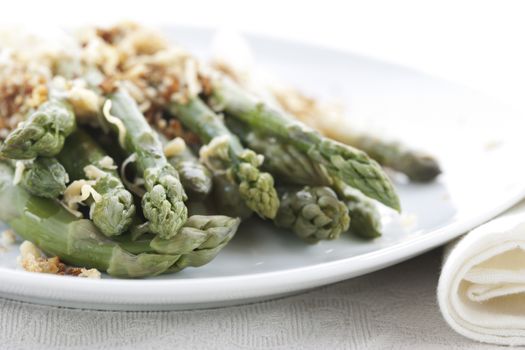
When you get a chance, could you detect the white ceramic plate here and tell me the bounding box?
[1,27,525,311]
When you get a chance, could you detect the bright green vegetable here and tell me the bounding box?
[209,77,400,211]
[334,133,441,182]
[57,130,136,237]
[226,119,331,186]
[0,162,177,278]
[169,97,279,219]
[230,120,383,238]
[0,162,240,277]
[113,215,240,271]
[334,179,382,239]
[108,90,187,238]
[17,157,69,199]
[161,136,213,197]
[0,99,76,159]
[211,174,253,220]
[275,186,350,243]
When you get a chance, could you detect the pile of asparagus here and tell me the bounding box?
[0,23,440,278]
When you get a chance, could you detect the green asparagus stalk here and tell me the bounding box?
[16,157,69,199]
[0,99,76,159]
[333,179,382,239]
[0,162,240,276]
[227,119,331,186]
[209,77,400,211]
[0,162,178,278]
[229,119,383,238]
[211,174,253,220]
[57,130,136,237]
[333,133,441,182]
[161,136,213,197]
[108,90,187,238]
[275,186,350,243]
[118,215,240,271]
[169,97,279,219]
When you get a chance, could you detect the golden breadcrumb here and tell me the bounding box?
[1,229,16,247]
[18,241,65,274]
[17,241,101,278]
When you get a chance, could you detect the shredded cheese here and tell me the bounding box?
[98,156,117,170]
[62,180,102,217]
[102,99,126,148]
[199,135,231,172]
[83,164,106,180]
[120,153,146,197]
[13,161,25,185]
[163,137,186,158]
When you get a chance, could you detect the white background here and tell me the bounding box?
[1,0,525,113]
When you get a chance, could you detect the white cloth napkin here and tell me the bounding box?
[438,201,525,346]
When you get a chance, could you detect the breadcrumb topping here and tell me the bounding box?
[18,241,64,274]
[17,241,101,278]
[0,52,50,137]
[0,229,16,253]
[1,229,16,246]
[78,268,101,279]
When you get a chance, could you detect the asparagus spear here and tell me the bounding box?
[209,77,400,211]
[0,162,240,277]
[230,121,383,238]
[333,179,382,239]
[211,174,253,220]
[57,130,136,237]
[109,215,239,270]
[333,133,441,182]
[169,97,279,219]
[227,119,331,186]
[108,90,187,238]
[116,215,240,271]
[0,162,178,278]
[161,136,213,197]
[15,157,69,199]
[0,99,76,159]
[275,186,350,243]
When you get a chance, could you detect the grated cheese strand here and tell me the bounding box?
[13,161,26,185]
[120,153,146,197]
[62,180,102,218]
[199,135,231,172]
[97,156,117,170]
[102,99,127,148]
[83,164,107,180]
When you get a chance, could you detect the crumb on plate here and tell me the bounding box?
[1,228,16,246]
[17,240,101,278]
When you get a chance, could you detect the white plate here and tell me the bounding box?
[1,27,524,311]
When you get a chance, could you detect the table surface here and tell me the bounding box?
[0,249,504,350]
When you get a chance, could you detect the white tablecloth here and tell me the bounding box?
[0,249,504,350]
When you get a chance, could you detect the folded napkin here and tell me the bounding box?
[438,201,525,346]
